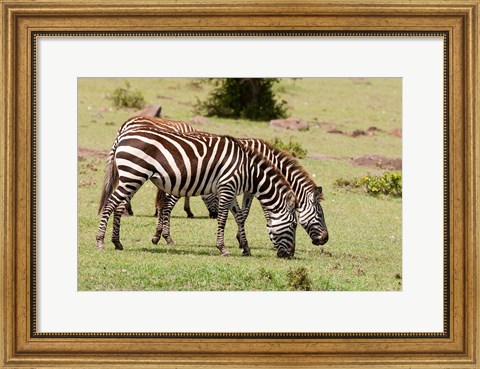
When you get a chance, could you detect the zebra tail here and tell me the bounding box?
[98,138,119,214]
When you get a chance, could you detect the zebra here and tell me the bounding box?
[233,138,328,247]
[113,116,328,253]
[96,126,298,258]
[118,116,218,219]
[118,116,328,252]
[154,137,329,253]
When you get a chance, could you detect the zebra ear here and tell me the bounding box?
[314,186,325,201]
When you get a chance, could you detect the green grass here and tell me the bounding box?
[78,77,402,291]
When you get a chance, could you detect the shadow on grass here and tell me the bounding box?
[138,244,290,260]
[140,245,225,257]
[131,214,213,220]
[87,240,309,260]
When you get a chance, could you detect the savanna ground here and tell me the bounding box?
[78,78,402,291]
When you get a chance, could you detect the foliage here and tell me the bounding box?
[287,266,313,291]
[267,137,308,159]
[194,78,288,121]
[335,171,402,197]
[108,81,146,109]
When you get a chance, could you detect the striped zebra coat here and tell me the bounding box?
[121,117,328,253]
[96,125,298,258]
[118,116,218,219]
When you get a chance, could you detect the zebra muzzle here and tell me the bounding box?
[313,230,329,246]
[277,247,294,259]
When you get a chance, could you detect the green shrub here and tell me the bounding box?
[287,266,313,291]
[268,137,308,159]
[108,81,146,109]
[335,171,402,197]
[194,78,288,121]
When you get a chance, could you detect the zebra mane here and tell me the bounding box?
[229,136,296,195]
[267,140,318,188]
[242,138,320,195]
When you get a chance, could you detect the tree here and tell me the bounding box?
[195,78,288,121]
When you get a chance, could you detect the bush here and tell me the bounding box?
[108,81,146,109]
[287,266,313,291]
[194,78,288,121]
[335,171,402,197]
[268,137,308,159]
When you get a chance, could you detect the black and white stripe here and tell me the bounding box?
[136,118,328,251]
[119,116,212,219]
[96,126,297,258]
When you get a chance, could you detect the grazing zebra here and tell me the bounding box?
[114,116,328,252]
[234,138,328,247]
[96,127,297,258]
[155,138,329,252]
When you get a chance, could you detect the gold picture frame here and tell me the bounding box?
[1,1,478,367]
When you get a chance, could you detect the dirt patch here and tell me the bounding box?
[326,128,344,135]
[78,147,108,161]
[269,118,309,131]
[349,77,372,85]
[388,127,402,138]
[327,126,383,138]
[350,155,402,171]
[156,95,174,100]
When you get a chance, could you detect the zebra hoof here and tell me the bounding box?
[161,235,175,246]
[96,245,105,251]
[276,249,291,259]
[114,242,124,250]
[221,250,230,257]
[242,250,251,257]
[151,236,160,245]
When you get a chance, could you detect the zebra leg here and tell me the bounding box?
[229,199,251,256]
[123,199,134,216]
[151,191,180,246]
[183,196,194,218]
[201,193,218,219]
[235,193,254,252]
[151,189,165,244]
[152,189,165,244]
[160,194,181,245]
[96,189,128,250]
[111,201,127,250]
[215,191,235,257]
[153,188,163,217]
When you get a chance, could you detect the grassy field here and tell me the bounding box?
[78,77,402,291]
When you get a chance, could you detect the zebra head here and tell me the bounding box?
[298,186,329,246]
[266,190,297,258]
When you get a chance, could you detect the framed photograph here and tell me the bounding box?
[1,1,478,368]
